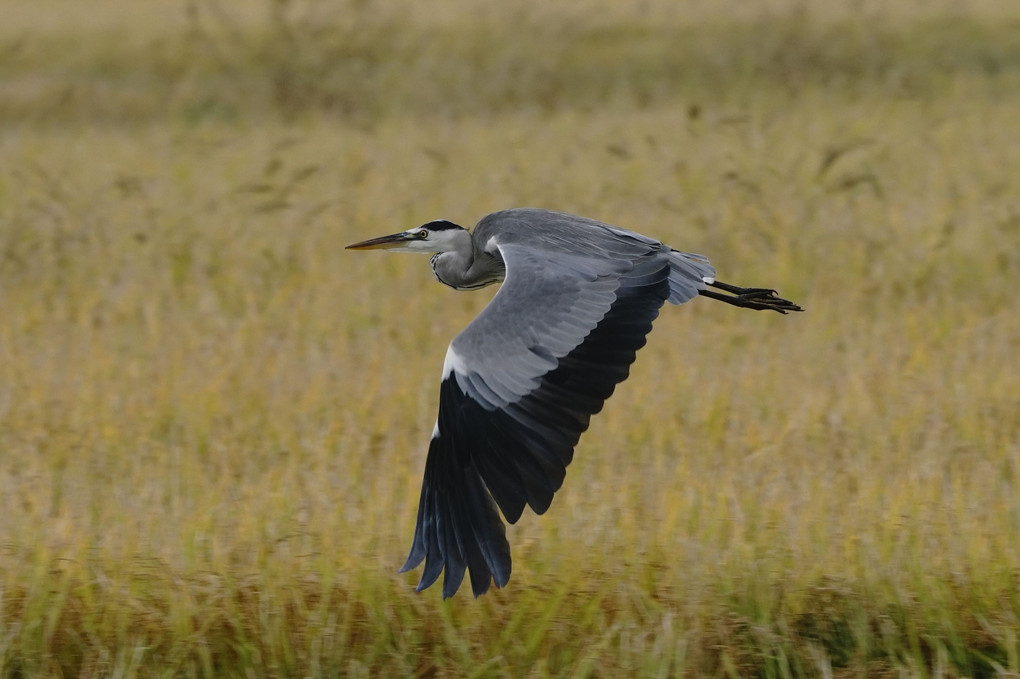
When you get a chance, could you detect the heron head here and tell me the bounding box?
[346,220,468,254]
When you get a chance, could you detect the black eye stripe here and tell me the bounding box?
[420,220,463,232]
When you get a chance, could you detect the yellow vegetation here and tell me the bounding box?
[1,1,1019,675]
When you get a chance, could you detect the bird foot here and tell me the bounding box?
[700,281,804,314]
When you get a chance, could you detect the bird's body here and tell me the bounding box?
[347,208,801,598]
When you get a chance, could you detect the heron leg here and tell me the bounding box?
[700,280,803,314]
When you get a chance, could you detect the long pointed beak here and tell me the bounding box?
[345,231,413,250]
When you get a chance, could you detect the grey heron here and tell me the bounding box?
[346,208,802,598]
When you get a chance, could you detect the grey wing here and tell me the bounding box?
[400,229,713,598]
[600,223,716,304]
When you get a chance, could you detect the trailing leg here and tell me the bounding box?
[699,280,803,314]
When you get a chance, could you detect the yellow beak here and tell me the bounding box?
[345,232,414,250]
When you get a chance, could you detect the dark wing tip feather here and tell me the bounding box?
[403,429,513,599]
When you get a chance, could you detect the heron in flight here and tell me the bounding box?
[347,208,802,598]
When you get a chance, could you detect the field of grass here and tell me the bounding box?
[2,0,1020,676]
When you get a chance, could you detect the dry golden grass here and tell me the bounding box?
[1,1,1019,676]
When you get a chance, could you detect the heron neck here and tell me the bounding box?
[430,249,502,291]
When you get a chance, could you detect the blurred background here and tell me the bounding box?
[1,1,1019,676]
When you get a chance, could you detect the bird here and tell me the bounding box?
[346,208,802,599]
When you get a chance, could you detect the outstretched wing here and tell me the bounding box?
[400,212,713,598]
